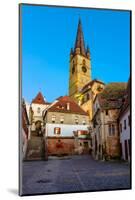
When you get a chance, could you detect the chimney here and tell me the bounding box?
[67,102,70,110]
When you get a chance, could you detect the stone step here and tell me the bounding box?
[25,136,45,161]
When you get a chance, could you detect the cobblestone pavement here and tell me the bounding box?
[22,155,131,195]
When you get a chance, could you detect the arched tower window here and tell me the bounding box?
[72,60,75,74]
[82,59,87,73]
[82,59,86,66]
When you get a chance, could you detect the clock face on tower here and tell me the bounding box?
[82,66,87,73]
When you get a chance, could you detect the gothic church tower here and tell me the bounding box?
[69,19,91,99]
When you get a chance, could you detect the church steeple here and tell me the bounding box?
[74,19,86,56]
[69,19,91,99]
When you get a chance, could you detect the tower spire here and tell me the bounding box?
[74,18,86,56]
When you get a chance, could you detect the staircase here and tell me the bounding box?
[25,131,46,161]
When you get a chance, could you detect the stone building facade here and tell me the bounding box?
[43,96,90,156]
[91,83,127,160]
[80,79,105,120]
[119,78,131,162]
[25,92,50,160]
[22,99,29,159]
[29,92,50,134]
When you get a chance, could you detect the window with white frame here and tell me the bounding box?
[60,115,64,124]
[75,116,79,124]
[82,118,86,125]
[52,115,56,123]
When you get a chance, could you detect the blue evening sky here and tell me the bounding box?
[21,5,130,103]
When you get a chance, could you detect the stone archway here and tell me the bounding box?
[35,120,42,136]
[26,120,45,160]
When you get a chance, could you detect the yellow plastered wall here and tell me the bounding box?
[81,82,105,120]
[69,54,91,99]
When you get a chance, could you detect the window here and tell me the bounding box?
[82,120,86,125]
[52,115,56,123]
[108,124,111,136]
[72,61,75,74]
[105,110,108,115]
[60,116,64,124]
[128,115,130,126]
[108,124,115,136]
[37,107,40,113]
[82,59,86,66]
[120,123,122,133]
[75,116,79,124]
[54,127,61,135]
[87,93,90,101]
[124,120,126,130]
[75,119,79,124]
[112,124,115,136]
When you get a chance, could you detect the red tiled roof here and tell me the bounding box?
[48,96,88,115]
[32,92,46,104]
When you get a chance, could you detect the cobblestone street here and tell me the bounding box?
[22,155,131,195]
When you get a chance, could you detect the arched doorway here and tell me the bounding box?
[35,120,43,136]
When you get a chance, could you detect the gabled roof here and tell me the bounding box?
[97,82,127,110]
[32,92,46,104]
[81,79,105,93]
[48,96,88,116]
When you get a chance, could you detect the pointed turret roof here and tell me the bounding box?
[32,92,46,104]
[74,19,86,56]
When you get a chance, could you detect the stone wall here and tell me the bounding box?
[106,137,120,158]
[47,137,75,156]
